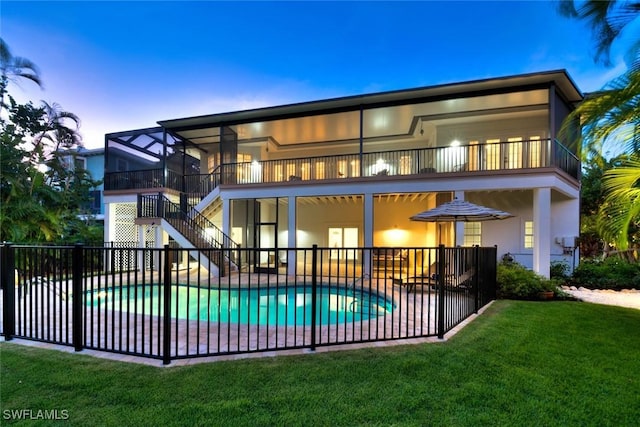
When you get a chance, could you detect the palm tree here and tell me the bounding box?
[598,155,640,249]
[559,1,640,250]
[559,0,640,69]
[31,101,82,165]
[0,37,42,87]
[0,37,42,113]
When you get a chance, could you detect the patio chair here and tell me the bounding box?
[390,262,440,292]
[391,265,475,293]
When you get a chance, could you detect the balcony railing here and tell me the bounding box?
[105,139,579,192]
[218,138,578,185]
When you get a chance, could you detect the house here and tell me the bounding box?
[103,70,582,278]
[59,147,105,221]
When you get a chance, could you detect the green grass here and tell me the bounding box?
[2,300,640,426]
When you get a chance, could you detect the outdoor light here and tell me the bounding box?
[450,140,461,147]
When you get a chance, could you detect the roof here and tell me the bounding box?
[157,70,583,131]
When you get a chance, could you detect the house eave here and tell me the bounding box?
[157,70,583,132]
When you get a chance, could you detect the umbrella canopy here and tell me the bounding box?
[410,199,513,222]
[410,198,513,244]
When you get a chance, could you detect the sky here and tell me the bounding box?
[1,1,632,149]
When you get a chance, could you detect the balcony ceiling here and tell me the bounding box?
[160,70,581,149]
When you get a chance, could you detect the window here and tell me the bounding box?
[88,190,101,214]
[528,136,542,168]
[315,161,325,180]
[301,162,310,180]
[74,157,87,171]
[463,222,482,246]
[467,140,480,171]
[484,139,501,170]
[506,137,523,169]
[328,227,359,259]
[524,220,534,249]
[337,160,347,178]
[399,156,412,175]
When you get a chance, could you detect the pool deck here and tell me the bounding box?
[1,268,486,366]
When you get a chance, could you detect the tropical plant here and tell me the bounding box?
[559,1,640,251]
[0,38,102,244]
[0,37,41,90]
[496,260,559,299]
[571,256,640,289]
[558,0,640,69]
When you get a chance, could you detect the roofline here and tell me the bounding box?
[157,70,583,131]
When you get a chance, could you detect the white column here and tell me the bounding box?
[222,198,231,236]
[104,203,114,272]
[155,224,166,273]
[138,225,145,273]
[454,191,465,246]
[104,203,115,242]
[287,196,297,276]
[533,188,551,278]
[363,193,374,277]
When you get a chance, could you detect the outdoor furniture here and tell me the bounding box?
[391,267,475,293]
[372,248,408,270]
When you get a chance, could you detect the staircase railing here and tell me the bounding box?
[138,193,241,270]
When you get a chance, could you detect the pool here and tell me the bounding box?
[85,284,395,326]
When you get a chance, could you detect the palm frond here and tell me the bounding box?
[602,157,640,192]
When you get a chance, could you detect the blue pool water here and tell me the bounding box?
[85,284,395,326]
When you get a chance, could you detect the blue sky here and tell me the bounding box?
[2,1,629,148]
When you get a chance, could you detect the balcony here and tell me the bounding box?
[105,139,579,194]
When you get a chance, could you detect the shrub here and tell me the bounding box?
[571,257,640,290]
[497,261,557,299]
[550,260,570,281]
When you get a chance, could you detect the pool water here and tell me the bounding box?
[85,284,394,326]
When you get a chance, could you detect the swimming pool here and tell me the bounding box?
[85,284,395,326]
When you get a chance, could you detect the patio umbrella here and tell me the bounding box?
[410,198,513,245]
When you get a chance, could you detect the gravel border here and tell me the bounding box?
[561,286,640,310]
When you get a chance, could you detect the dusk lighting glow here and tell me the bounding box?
[2,1,624,148]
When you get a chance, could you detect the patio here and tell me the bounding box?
[1,245,495,364]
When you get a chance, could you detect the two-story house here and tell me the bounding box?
[58,147,105,220]
[103,70,582,278]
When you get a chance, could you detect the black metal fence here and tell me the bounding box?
[1,244,496,364]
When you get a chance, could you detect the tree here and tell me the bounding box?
[558,0,640,69]
[0,38,102,244]
[559,1,640,251]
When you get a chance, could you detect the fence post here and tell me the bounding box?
[1,243,16,340]
[72,243,84,352]
[162,245,172,365]
[473,245,480,313]
[437,244,445,339]
[310,244,318,351]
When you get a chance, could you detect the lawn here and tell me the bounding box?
[1,300,639,426]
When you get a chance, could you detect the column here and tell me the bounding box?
[287,196,297,276]
[454,191,465,246]
[533,188,551,278]
[222,198,231,236]
[138,225,145,273]
[363,193,374,277]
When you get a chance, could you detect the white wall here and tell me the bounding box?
[466,190,578,272]
[373,195,438,247]
[296,199,363,248]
